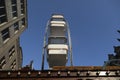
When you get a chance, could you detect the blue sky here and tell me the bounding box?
[20,0,120,70]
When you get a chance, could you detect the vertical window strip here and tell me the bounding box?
[1,27,10,42]
[21,18,25,26]
[11,0,17,17]
[11,59,16,69]
[0,0,7,24]
[9,46,15,59]
[20,0,24,14]
[14,22,19,32]
[0,56,6,69]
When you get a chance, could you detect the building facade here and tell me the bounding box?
[0,0,27,70]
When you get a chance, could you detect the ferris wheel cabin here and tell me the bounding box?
[47,14,69,68]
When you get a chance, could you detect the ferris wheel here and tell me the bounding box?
[41,14,73,70]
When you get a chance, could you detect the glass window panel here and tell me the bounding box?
[11,0,17,17]
[0,56,6,69]
[0,0,7,24]
[1,27,10,41]
[11,0,16,4]
[20,0,24,14]
[14,22,19,32]
[51,18,64,21]
[21,18,25,25]
[49,37,67,44]
[11,59,16,69]
[9,46,15,59]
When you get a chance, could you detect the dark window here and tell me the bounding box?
[21,18,25,25]
[48,37,67,44]
[1,27,10,41]
[9,46,15,59]
[20,0,25,14]
[14,22,19,32]
[11,0,17,17]
[51,18,64,21]
[11,0,16,4]
[0,56,6,69]
[0,0,7,24]
[11,59,16,69]
[20,0,24,3]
